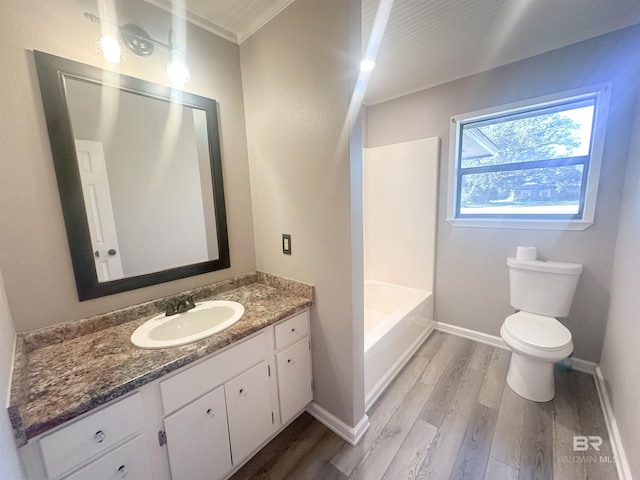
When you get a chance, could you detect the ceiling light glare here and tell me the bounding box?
[360,59,376,72]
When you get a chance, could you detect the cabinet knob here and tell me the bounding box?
[94,430,105,443]
[291,328,297,334]
[206,408,215,417]
[118,465,128,478]
[239,388,247,396]
[287,358,295,366]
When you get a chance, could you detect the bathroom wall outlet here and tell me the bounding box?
[282,234,292,255]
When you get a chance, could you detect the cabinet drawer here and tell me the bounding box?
[40,393,144,479]
[161,332,267,415]
[274,310,309,350]
[63,434,151,480]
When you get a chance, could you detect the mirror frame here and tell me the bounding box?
[34,51,230,300]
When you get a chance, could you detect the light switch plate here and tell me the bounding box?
[282,234,291,255]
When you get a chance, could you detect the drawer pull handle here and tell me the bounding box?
[94,430,106,443]
[239,388,247,396]
[291,328,298,334]
[206,408,215,417]
[118,465,128,478]
[287,358,295,366]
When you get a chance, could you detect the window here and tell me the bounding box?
[447,85,610,230]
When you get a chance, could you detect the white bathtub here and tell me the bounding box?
[364,281,434,410]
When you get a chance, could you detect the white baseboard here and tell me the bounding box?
[306,402,369,446]
[364,323,435,411]
[435,322,508,350]
[593,366,632,480]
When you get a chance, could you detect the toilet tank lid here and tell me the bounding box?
[507,257,583,275]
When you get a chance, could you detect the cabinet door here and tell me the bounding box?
[225,361,273,464]
[164,385,232,480]
[276,337,313,424]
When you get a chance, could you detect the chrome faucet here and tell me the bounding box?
[165,294,196,316]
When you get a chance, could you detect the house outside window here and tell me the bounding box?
[447,84,610,230]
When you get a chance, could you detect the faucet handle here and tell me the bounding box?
[164,300,178,316]
[183,294,196,310]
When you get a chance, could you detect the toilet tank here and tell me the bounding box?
[507,257,583,317]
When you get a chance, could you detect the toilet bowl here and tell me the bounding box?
[501,312,573,402]
[501,252,582,402]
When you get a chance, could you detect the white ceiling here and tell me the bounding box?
[146,0,640,105]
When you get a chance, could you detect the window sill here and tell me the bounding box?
[446,217,593,231]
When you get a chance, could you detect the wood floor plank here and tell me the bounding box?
[518,399,553,480]
[230,413,328,480]
[477,348,511,410]
[419,333,468,386]
[415,362,485,480]
[450,402,498,480]
[350,382,433,480]
[419,339,476,427]
[415,330,446,359]
[552,367,586,480]
[469,343,494,371]
[282,429,346,480]
[331,354,430,476]
[574,372,618,480]
[381,418,438,480]
[484,456,519,480]
[490,384,527,470]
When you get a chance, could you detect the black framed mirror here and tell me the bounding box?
[34,51,230,300]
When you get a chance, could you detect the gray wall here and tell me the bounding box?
[0,268,25,480]
[0,0,255,332]
[599,80,640,478]
[241,0,366,428]
[366,25,640,362]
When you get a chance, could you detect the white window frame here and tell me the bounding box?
[447,84,611,231]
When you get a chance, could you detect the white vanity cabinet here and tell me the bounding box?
[20,308,312,480]
[275,311,313,424]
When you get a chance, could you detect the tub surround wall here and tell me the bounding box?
[363,137,439,291]
[8,271,313,447]
[0,0,255,332]
[366,25,640,362]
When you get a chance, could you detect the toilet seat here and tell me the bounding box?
[502,312,572,352]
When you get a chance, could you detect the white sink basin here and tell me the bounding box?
[131,300,245,349]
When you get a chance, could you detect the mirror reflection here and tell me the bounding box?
[65,78,219,281]
[34,51,230,300]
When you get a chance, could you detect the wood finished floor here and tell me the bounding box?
[230,332,617,480]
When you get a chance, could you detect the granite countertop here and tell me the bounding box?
[8,271,313,447]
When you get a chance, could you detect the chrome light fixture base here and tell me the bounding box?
[120,24,155,57]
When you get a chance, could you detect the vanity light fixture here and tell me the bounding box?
[85,12,190,87]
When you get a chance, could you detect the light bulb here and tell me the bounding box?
[99,35,122,63]
[167,50,190,88]
[97,22,124,63]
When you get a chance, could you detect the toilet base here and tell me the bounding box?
[506,352,555,402]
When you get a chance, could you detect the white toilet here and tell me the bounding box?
[500,250,582,402]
